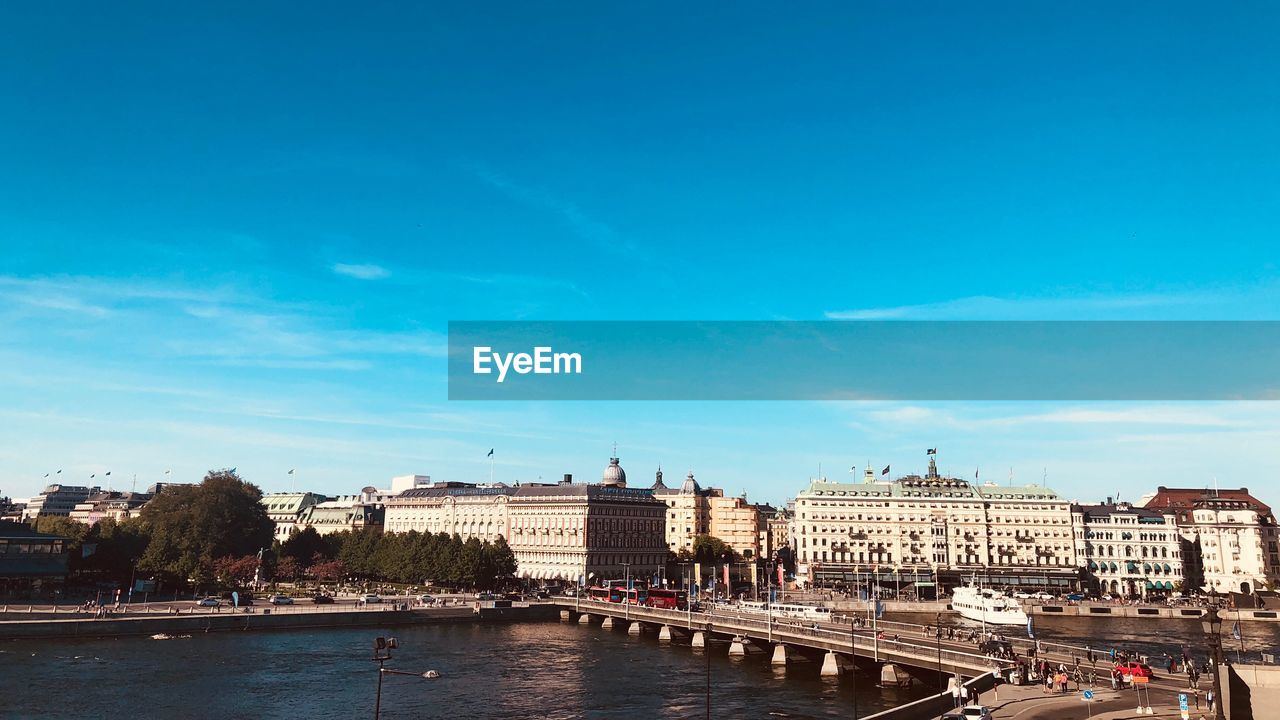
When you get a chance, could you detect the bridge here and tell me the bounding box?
[553,598,1019,682]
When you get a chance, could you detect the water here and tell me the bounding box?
[0,621,925,719]
[3,614,1278,719]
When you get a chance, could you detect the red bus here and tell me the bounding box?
[644,588,686,610]
[588,585,647,604]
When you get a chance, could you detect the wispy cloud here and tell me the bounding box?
[471,165,636,256]
[857,403,1252,430]
[331,262,391,280]
[823,283,1280,321]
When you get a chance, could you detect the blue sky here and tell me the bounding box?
[2,3,1279,503]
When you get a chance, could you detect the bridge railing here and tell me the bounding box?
[567,599,1013,672]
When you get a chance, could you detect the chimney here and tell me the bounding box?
[561,473,573,485]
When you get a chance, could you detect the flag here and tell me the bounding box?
[487,448,494,457]
[927,448,937,455]
[723,564,730,590]
[1231,621,1241,641]
[43,473,49,478]
[89,474,95,479]
[288,469,295,475]
[1027,615,1035,639]
[104,471,111,477]
[56,469,61,474]
[874,598,884,619]
[777,564,785,585]
[975,467,979,480]
[229,467,237,473]
[881,465,890,476]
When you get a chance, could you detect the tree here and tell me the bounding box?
[275,556,301,582]
[692,534,740,565]
[282,527,329,568]
[136,469,274,587]
[213,555,259,588]
[310,558,346,582]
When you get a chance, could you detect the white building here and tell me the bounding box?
[1143,486,1280,594]
[383,483,514,540]
[1072,500,1185,597]
[260,492,328,542]
[793,459,1076,593]
[22,485,98,522]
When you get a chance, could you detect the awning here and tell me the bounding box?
[1127,562,1139,572]
[1110,562,1119,572]
[1145,580,1155,589]
[1087,560,1098,571]
[1164,564,1172,573]
[1144,563,1152,573]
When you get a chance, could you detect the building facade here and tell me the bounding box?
[709,494,761,560]
[69,491,151,526]
[261,492,329,542]
[793,460,1076,592]
[1142,486,1279,594]
[21,485,98,522]
[295,498,384,536]
[383,483,515,540]
[1072,500,1185,597]
[651,469,710,553]
[507,457,667,584]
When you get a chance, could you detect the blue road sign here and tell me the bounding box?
[1179,693,1189,711]
[1083,690,1094,701]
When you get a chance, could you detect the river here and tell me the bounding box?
[2,614,1277,719]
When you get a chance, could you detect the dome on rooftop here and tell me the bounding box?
[680,471,701,495]
[601,456,627,487]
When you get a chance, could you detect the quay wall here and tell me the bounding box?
[0,604,558,641]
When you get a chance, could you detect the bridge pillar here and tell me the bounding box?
[728,637,747,656]
[771,644,788,666]
[820,651,843,677]
[658,625,673,642]
[628,621,642,636]
[560,610,573,621]
[601,616,614,629]
[691,631,706,648]
[578,613,592,624]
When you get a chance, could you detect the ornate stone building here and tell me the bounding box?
[382,483,514,540]
[793,459,1076,592]
[1072,500,1185,597]
[1142,486,1279,594]
[651,468,710,553]
[507,456,667,584]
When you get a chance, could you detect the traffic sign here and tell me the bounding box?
[1082,690,1095,701]
[1133,675,1150,683]
[1179,693,1189,711]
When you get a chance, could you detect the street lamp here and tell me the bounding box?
[1201,607,1227,720]
[370,636,437,720]
[935,611,945,720]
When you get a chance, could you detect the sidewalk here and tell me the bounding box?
[983,681,1202,720]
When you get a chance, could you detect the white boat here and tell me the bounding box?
[950,585,1028,626]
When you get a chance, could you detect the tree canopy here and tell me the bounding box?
[136,469,274,586]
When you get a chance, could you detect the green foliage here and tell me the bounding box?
[281,526,330,565]
[691,534,741,564]
[136,469,274,586]
[321,529,517,589]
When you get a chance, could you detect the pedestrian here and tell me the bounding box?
[1207,690,1216,713]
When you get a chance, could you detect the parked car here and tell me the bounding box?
[475,592,496,601]
[958,706,993,720]
[269,595,294,605]
[419,595,436,605]
[196,597,221,607]
[1065,593,1086,602]
[1012,592,1032,599]
[1114,661,1153,679]
[1034,592,1053,601]
[361,594,383,604]
[311,594,335,604]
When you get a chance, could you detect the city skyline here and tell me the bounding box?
[4,4,1280,501]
